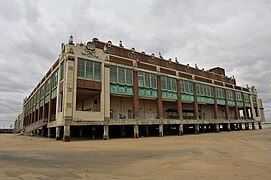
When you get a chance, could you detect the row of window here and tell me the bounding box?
[181,80,194,94]
[196,83,214,97]
[138,71,157,89]
[77,58,101,80]
[161,76,177,91]
[110,66,133,85]
[216,87,225,99]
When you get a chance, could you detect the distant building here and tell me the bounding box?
[16,37,265,141]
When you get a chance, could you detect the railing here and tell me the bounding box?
[24,119,48,133]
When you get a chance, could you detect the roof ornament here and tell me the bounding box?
[195,64,198,69]
[175,57,179,64]
[68,35,74,45]
[119,41,123,47]
[159,52,163,59]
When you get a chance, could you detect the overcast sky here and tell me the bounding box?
[0,0,270,128]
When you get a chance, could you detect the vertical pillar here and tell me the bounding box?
[79,127,84,137]
[258,122,262,129]
[103,125,109,140]
[227,123,231,132]
[159,124,163,137]
[252,123,256,130]
[157,76,163,119]
[56,126,61,140]
[242,93,248,119]
[104,64,111,120]
[245,123,249,130]
[120,126,125,137]
[250,94,256,120]
[145,126,149,136]
[91,126,96,139]
[213,87,218,119]
[63,125,70,142]
[48,78,52,122]
[47,128,51,138]
[177,79,183,119]
[224,89,229,119]
[195,124,199,134]
[179,124,183,135]
[132,71,139,118]
[239,123,243,130]
[134,125,139,138]
[193,82,199,119]
[215,124,219,133]
[233,91,239,119]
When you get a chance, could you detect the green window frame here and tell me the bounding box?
[161,76,177,91]
[196,83,213,97]
[216,87,225,99]
[181,80,193,94]
[77,58,101,80]
[138,71,157,89]
[236,92,243,101]
[252,95,257,103]
[244,93,250,102]
[110,65,133,85]
[226,90,234,100]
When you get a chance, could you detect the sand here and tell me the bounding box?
[1,125,271,180]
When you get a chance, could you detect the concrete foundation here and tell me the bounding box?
[134,125,139,138]
[215,124,219,133]
[103,125,109,140]
[56,126,61,140]
[195,124,199,134]
[227,123,231,132]
[179,124,183,135]
[63,125,70,142]
[252,123,256,130]
[159,124,163,137]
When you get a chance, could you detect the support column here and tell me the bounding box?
[159,124,163,137]
[157,76,163,119]
[177,79,183,119]
[63,125,70,142]
[242,93,248,119]
[145,126,149,136]
[236,123,240,131]
[103,125,109,140]
[215,124,219,133]
[179,124,183,135]
[91,126,96,139]
[195,124,199,134]
[239,123,243,130]
[252,122,256,130]
[245,123,249,130]
[233,91,239,119]
[134,125,139,138]
[79,127,84,137]
[47,128,51,138]
[227,123,231,132]
[120,126,126,137]
[258,122,262,129]
[224,89,229,119]
[132,71,139,118]
[213,87,218,119]
[56,126,61,140]
[193,82,199,119]
[250,94,256,120]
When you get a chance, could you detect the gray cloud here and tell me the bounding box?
[0,0,270,127]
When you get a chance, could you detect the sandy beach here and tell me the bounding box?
[1,125,271,180]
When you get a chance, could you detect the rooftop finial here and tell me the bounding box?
[119,40,123,47]
[68,35,74,45]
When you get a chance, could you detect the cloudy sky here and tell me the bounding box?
[0,0,270,128]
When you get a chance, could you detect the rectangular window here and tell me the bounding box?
[77,59,85,78]
[126,69,133,85]
[118,67,125,84]
[161,76,166,90]
[94,62,101,80]
[77,58,101,80]
[86,61,93,79]
[138,71,144,87]
[110,66,117,83]
[145,73,150,87]
[150,74,157,88]
[60,61,64,80]
[172,78,176,91]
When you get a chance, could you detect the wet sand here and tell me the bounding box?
[1,125,271,180]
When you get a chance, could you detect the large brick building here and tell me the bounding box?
[15,36,265,141]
